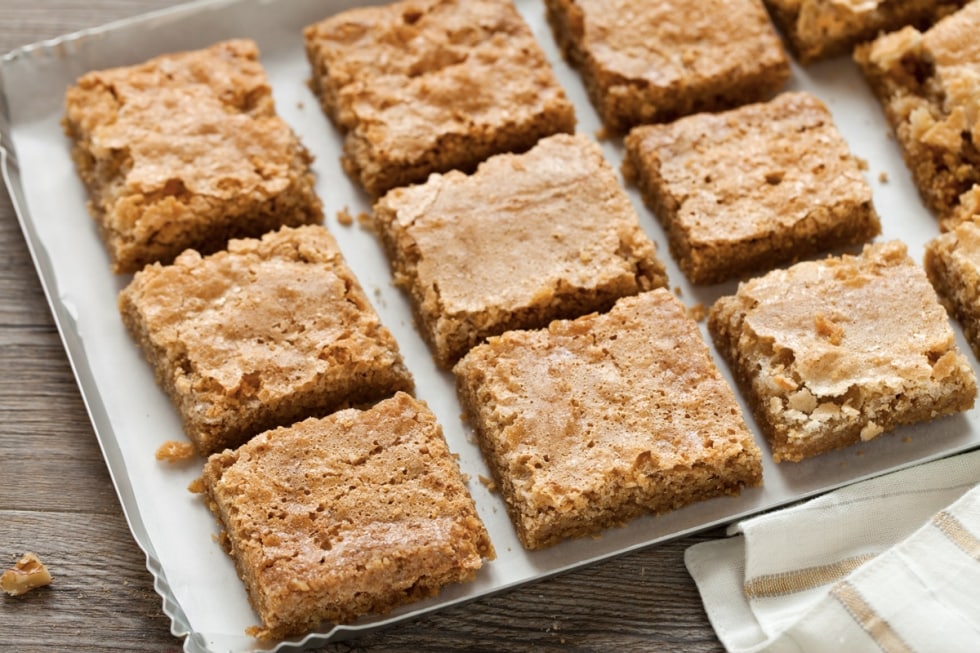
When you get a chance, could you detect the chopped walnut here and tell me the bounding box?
[155,440,196,463]
[1,552,52,596]
[866,26,922,71]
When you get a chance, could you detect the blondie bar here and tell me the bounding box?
[855,1,980,227]
[709,241,977,462]
[765,0,967,62]
[304,0,576,197]
[119,225,413,455]
[64,40,322,273]
[545,0,790,132]
[454,290,763,550]
[202,392,494,639]
[925,216,980,360]
[623,92,880,284]
[372,133,667,368]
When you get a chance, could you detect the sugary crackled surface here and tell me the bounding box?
[66,40,303,215]
[376,133,664,315]
[629,91,872,243]
[203,392,493,634]
[455,289,760,513]
[569,0,786,85]
[724,240,969,403]
[305,0,572,159]
[125,225,403,404]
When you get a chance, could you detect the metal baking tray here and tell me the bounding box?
[2,1,978,651]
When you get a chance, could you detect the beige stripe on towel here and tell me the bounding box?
[743,555,875,599]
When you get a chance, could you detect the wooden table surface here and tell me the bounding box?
[0,2,727,651]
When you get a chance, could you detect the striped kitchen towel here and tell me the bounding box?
[685,449,980,653]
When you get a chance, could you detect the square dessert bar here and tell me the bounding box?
[119,225,413,455]
[454,289,763,550]
[925,216,980,360]
[63,40,323,273]
[304,0,576,197]
[544,0,790,133]
[202,392,494,639]
[709,241,977,463]
[855,2,980,228]
[765,0,968,63]
[372,133,668,369]
[623,92,881,285]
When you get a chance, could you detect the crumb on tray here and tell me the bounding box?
[155,440,197,463]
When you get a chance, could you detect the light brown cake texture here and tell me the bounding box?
[623,91,881,285]
[63,40,323,273]
[925,216,980,360]
[709,240,977,463]
[855,1,980,228]
[372,133,668,369]
[764,0,968,63]
[544,0,790,133]
[303,0,576,198]
[118,225,413,455]
[202,392,494,640]
[453,289,763,550]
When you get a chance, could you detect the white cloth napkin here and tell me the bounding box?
[685,449,980,653]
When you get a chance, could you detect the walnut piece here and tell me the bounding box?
[1,552,53,596]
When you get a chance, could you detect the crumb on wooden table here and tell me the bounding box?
[1,552,52,596]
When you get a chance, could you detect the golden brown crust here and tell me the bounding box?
[372,133,668,368]
[854,3,980,227]
[202,393,494,639]
[709,241,977,463]
[118,225,413,455]
[303,0,576,197]
[63,40,323,273]
[623,92,881,284]
[454,289,762,550]
[544,0,790,133]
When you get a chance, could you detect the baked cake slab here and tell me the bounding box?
[304,0,576,197]
[544,0,790,132]
[119,225,413,455]
[454,289,763,550]
[623,91,881,284]
[855,1,980,228]
[372,132,668,368]
[63,39,323,273]
[202,392,494,640]
[709,240,977,463]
